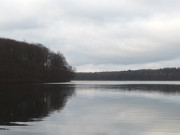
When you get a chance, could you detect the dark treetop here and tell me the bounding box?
[0,38,75,82]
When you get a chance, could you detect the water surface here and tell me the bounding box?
[1,81,180,135]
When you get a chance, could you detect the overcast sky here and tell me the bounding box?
[1,0,180,72]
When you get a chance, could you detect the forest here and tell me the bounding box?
[0,38,74,82]
[75,68,180,81]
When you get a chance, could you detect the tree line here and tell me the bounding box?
[75,68,180,81]
[0,38,75,82]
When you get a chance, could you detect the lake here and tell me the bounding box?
[1,81,180,135]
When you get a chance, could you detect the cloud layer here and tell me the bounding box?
[1,0,180,71]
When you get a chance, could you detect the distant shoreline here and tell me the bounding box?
[75,68,180,81]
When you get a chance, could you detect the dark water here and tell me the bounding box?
[1,81,180,135]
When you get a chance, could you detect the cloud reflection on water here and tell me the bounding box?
[1,82,180,135]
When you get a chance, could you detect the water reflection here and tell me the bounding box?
[75,83,180,94]
[1,82,180,135]
[62,83,180,135]
[0,84,75,126]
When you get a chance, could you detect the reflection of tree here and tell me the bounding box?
[0,84,75,125]
[118,84,180,94]
[75,84,180,94]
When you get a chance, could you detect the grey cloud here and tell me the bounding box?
[56,0,180,23]
[59,19,180,66]
[0,19,43,31]
[1,0,180,71]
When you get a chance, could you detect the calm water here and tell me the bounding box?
[1,81,180,135]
